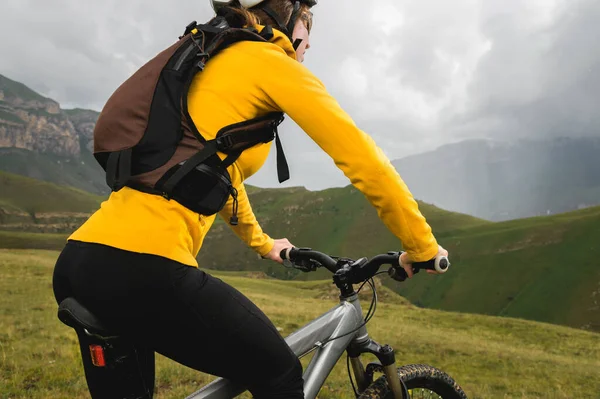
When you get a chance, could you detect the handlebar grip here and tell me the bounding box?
[412,256,451,274]
[389,255,451,282]
[280,247,294,261]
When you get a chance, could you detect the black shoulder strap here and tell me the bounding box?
[259,25,274,41]
[172,25,291,187]
[106,149,132,191]
[181,27,271,143]
[274,131,290,183]
[218,130,289,183]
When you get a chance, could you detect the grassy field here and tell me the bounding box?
[1,249,598,398]
[0,231,68,250]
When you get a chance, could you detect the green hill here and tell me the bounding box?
[1,249,598,398]
[0,171,103,214]
[390,205,600,332]
[0,171,104,233]
[1,174,598,333]
[198,185,488,278]
[200,185,600,332]
[0,147,109,196]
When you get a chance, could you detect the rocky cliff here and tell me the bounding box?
[64,108,99,153]
[0,74,106,193]
[0,74,97,157]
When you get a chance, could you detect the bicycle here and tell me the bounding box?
[57,247,467,398]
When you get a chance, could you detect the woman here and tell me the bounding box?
[53,0,448,398]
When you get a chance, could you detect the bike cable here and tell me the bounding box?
[346,278,377,397]
[347,352,359,397]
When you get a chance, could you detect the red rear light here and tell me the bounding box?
[89,344,106,367]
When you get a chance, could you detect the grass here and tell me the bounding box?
[0,231,68,250]
[0,249,598,398]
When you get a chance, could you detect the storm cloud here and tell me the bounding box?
[1,0,598,189]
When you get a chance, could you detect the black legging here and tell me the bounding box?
[52,240,304,399]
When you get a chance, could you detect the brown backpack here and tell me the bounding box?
[93,17,289,225]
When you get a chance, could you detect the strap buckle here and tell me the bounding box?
[216,135,235,152]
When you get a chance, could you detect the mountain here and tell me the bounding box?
[392,137,600,221]
[64,108,98,153]
[0,74,107,195]
[0,74,80,157]
[0,147,108,195]
[3,74,599,221]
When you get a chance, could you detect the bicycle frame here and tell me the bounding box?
[186,291,374,399]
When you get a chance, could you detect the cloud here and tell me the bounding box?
[1,0,598,190]
[448,0,600,140]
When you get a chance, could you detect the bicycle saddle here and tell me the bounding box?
[57,297,116,338]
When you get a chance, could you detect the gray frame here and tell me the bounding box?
[185,293,368,399]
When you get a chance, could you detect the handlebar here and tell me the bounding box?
[281,247,339,273]
[280,247,450,286]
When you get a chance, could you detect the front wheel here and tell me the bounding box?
[357,364,467,399]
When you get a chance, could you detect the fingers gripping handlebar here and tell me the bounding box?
[388,256,450,282]
[279,247,450,283]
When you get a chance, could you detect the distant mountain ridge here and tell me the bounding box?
[393,137,600,221]
[2,74,600,222]
[0,74,106,194]
[0,74,82,157]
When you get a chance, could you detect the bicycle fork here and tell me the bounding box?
[347,339,408,399]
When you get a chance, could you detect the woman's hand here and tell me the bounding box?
[263,238,295,264]
[399,245,449,278]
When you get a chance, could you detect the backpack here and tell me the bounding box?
[93,16,289,225]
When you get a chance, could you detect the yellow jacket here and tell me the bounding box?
[70,27,439,266]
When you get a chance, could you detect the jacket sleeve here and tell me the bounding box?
[258,54,439,261]
[218,166,274,257]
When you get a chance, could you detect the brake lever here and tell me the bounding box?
[283,258,320,272]
[387,266,419,282]
[388,266,406,282]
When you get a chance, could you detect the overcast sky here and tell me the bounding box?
[1,0,598,189]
